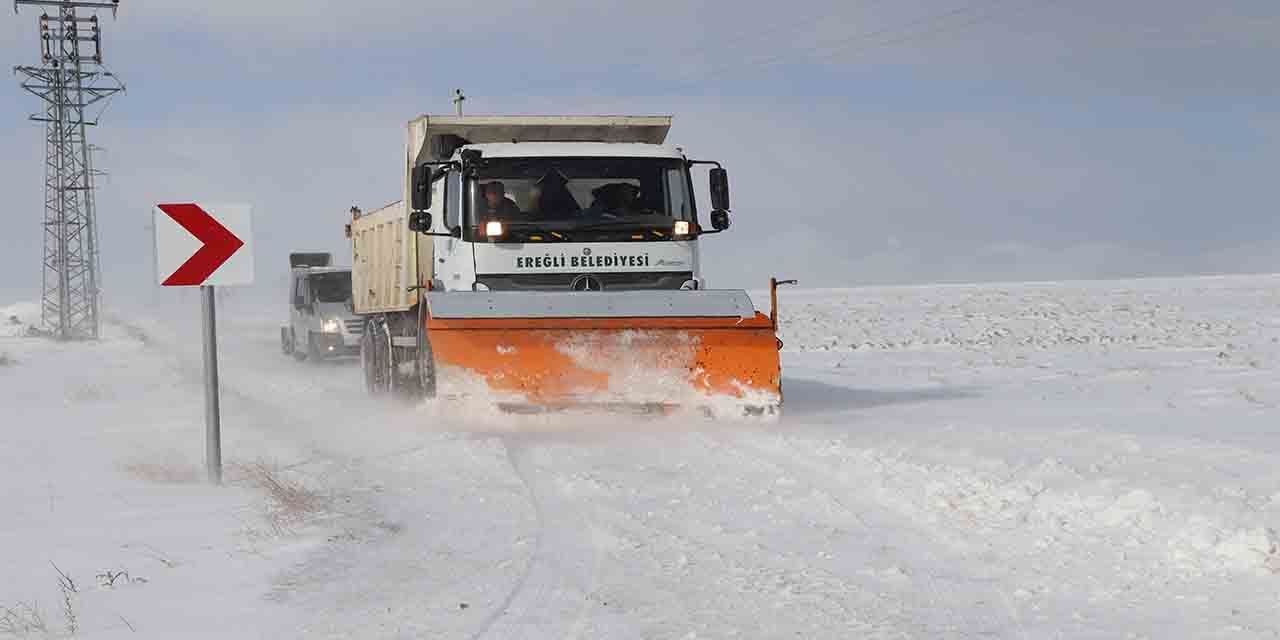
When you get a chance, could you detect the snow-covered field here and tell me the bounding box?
[2,274,1279,638]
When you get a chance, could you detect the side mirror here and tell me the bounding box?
[711,210,731,231]
[459,148,483,168]
[709,167,730,211]
[411,164,433,211]
[408,211,433,233]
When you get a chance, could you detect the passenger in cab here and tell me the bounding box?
[530,170,581,219]
[587,182,643,217]
[614,183,643,215]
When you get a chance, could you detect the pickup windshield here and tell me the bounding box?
[466,157,693,242]
[310,272,351,303]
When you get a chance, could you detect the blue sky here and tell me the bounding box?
[1,0,1277,304]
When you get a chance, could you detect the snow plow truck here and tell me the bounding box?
[346,113,789,415]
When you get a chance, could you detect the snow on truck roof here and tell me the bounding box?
[409,115,672,145]
[462,142,686,159]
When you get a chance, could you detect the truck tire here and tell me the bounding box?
[361,320,391,395]
[360,324,374,392]
[291,329,307,361]
[376,314,413,400]
[415,305,437,398]
[307,332,324,362]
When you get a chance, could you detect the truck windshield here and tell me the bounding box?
[466,157,693,242]
[310,272,352,303]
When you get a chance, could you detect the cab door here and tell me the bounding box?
[289,274,309,349]
[432,170,477,291]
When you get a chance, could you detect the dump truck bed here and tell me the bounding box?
[350,200,429,315]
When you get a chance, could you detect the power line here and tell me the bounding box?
[449,1,1054,109]
[676,1,1018,88]
[808,0,1053,65]
[496,0,893,99]
[677,0,896,67]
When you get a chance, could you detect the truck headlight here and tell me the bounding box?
[673,220,691,237]
[484,221,504,238]
[322,318,342,333]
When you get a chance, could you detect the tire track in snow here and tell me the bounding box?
[468,437,619,640]
[477,431,900,637]
[465,440,546,640]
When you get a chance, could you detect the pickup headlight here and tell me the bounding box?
[321,318,342,333]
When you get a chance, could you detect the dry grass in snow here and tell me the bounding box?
[230,460,330,536]
[0,602,46,636]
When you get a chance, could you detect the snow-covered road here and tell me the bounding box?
[3,274,1279,638]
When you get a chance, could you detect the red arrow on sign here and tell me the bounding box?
[157,203,245,286]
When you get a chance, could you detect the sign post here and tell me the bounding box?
[153,203,253,485]
[200,285,222,484]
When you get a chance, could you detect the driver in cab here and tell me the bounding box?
[479,181,521,218]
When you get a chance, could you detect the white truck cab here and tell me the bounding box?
[280,252,362,360]
[410,139,729,294]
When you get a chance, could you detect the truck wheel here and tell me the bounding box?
[307,332,324,362]
[412,304,436,399]
[416,328,437,398]
[361,321,390,395]
[384,321,401,397]
[360,326,375,392]
[291,329,307,361]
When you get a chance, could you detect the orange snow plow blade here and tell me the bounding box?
[423,290,782,412]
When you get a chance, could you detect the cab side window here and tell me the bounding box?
[292,277,306,308]
[665,168,689,219]
[442,170,461,230]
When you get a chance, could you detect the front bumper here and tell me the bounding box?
[314,331,361,355]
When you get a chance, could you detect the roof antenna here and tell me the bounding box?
[453,89,465,116]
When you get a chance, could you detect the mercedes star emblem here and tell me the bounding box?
[570,274,603,292]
